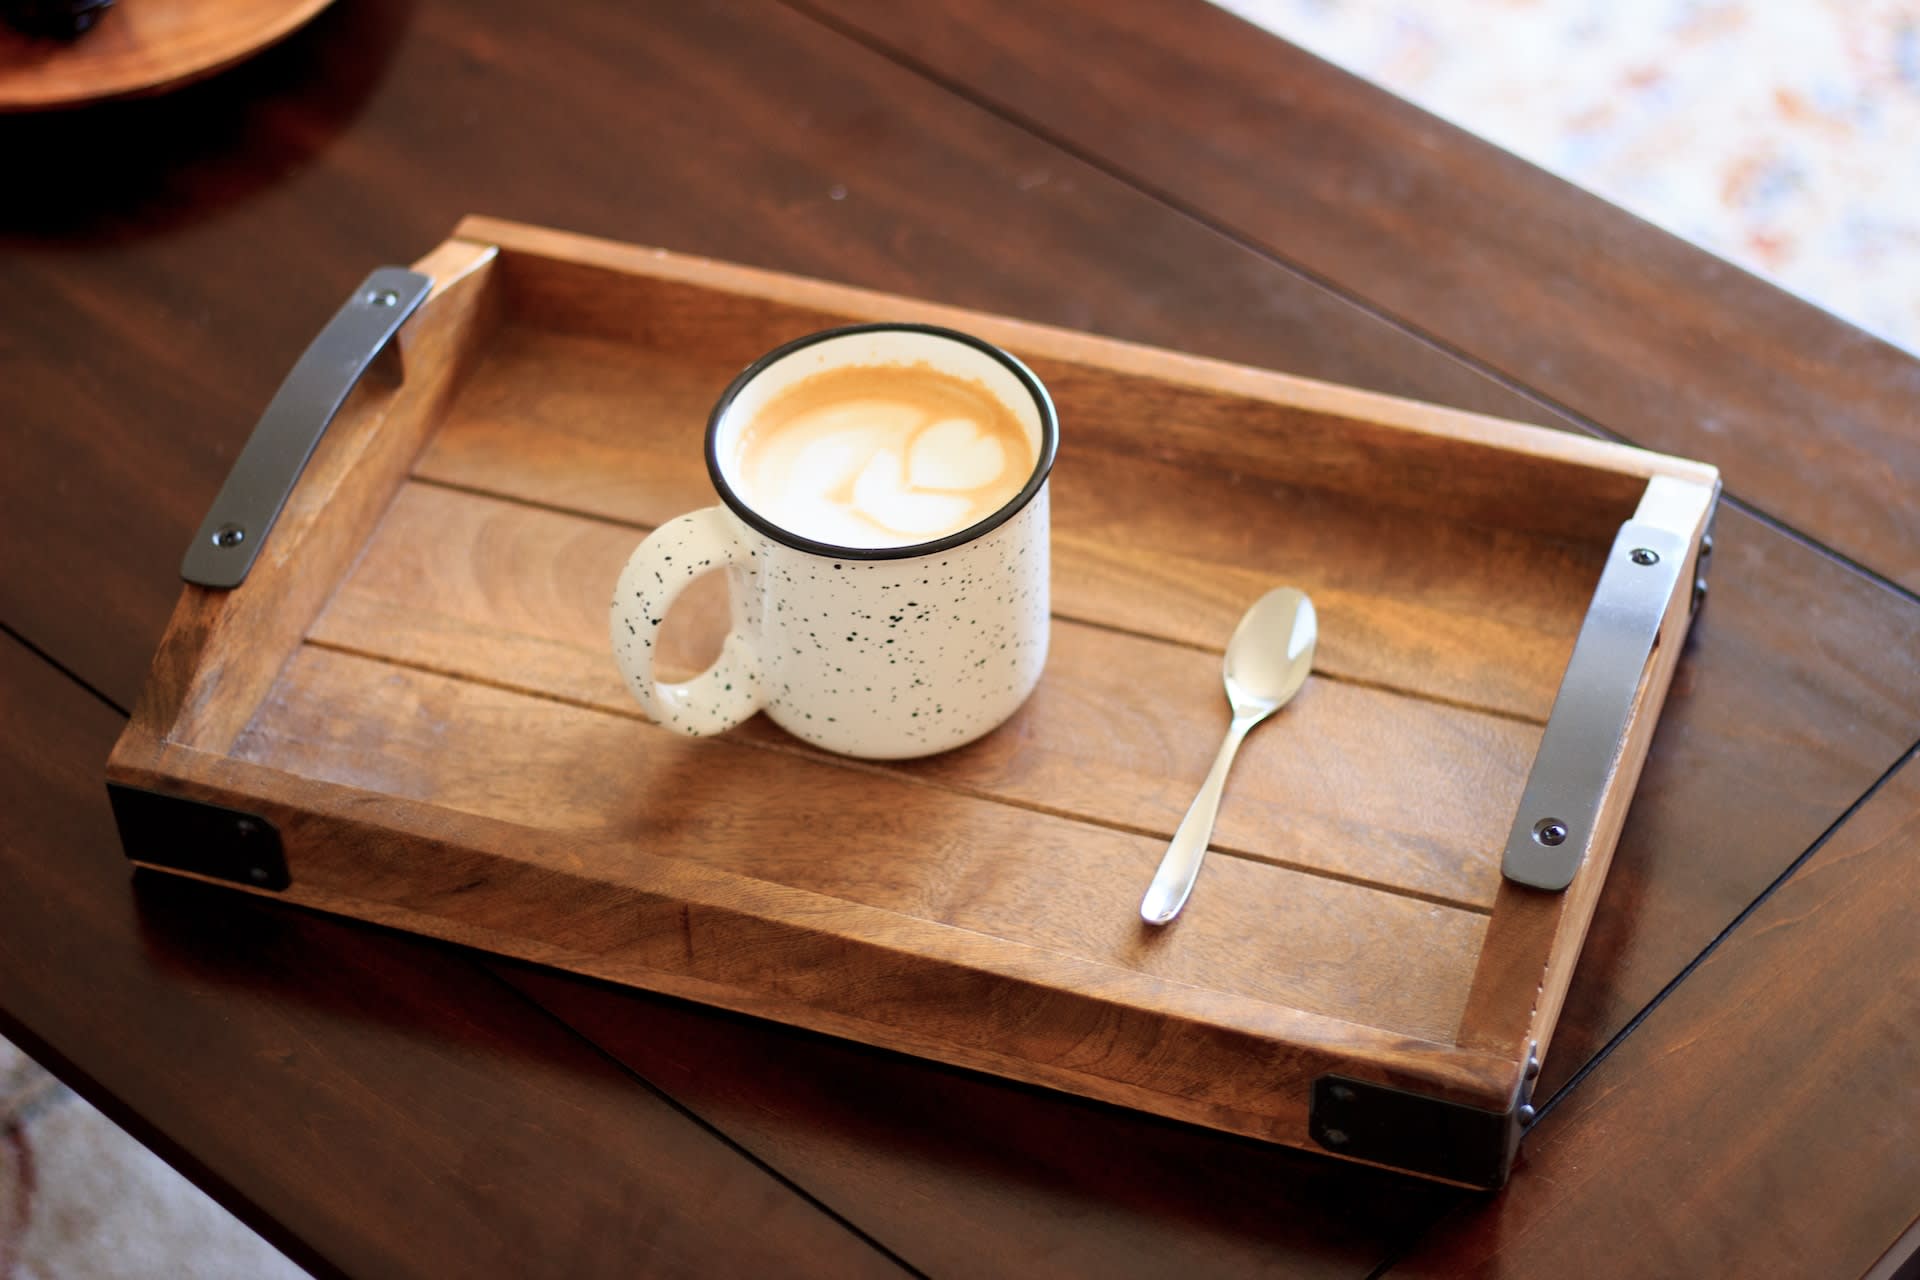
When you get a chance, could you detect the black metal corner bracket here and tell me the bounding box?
[106,783,289,892]
[180,267,433,589]
[1310,1044,1538,1188]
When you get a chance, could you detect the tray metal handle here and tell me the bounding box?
[1502,520,1689,891]
[181,267,434,589]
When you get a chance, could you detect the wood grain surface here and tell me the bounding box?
[1534,501,1920,1096]
[1398,748,1920,1278]
[0,0,336,111]
[808,0,1920,597]
[232,641,1492,1046]
[0,630,906,1280]
[1454,476,1713,1066]
[509,964,1464,1280]
[430,256,1649,723]
[129,239,497,755]
[1,0,1917,1272]
[314,481,1536,910]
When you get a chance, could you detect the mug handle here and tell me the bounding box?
[610,507,765,737]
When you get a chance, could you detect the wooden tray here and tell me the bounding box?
[106,216,1719,1187]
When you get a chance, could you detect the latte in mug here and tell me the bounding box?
[729,364,1037,548]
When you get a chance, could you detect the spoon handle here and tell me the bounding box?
[1140,712,1259,925]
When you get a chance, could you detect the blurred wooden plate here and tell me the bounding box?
[0,0,336,111]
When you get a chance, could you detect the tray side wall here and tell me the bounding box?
[109,728,1520,1177]
[457,214,1716,544]
[1455,476,1720,1062]
[120,240,504,756]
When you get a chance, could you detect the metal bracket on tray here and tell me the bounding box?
[1501,520,1690,891]
[1310,1043,1539,1188]
[107,783,289,891]
[181,268,433,589]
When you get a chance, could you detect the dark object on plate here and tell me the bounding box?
[1,0,112,38]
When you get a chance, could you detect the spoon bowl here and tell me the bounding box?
[1140,587,1318,925]
[1224,586,1318,717]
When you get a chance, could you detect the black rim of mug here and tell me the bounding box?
[703,322,1060,561]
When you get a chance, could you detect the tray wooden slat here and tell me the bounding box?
[108,218,1719,1183]
[107,734,1519,1129]
[477,218,1681,542]
[315,481,1537,909]
[234,644,1488,1044]
[414,324,1612,721]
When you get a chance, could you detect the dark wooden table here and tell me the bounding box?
[4,3,1918,1276]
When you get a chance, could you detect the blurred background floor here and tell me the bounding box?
[0,1038,305,1278]
[1222,0,1920,353]
[4,0,1915,1276]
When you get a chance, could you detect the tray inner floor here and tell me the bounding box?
[234,320,1624,1048]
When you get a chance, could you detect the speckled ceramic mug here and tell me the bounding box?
[610,324,1059,760]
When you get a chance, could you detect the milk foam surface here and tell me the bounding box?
[732,365,1034,547]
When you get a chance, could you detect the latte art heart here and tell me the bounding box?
[732,364,1036,547]
[909,419,1007,490]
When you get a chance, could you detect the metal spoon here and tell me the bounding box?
[1140,587,1318,925]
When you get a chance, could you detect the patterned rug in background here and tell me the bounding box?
[1218,0,1920,353]
[0,1038,305,1279]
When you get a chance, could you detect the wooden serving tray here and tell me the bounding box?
[107,216,1718,1187]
